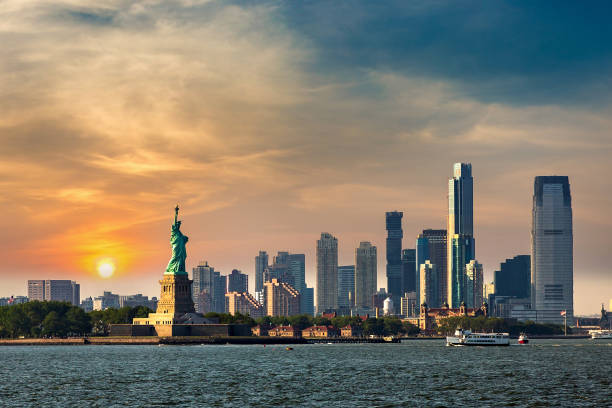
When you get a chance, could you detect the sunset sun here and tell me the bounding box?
[97,259,116,278]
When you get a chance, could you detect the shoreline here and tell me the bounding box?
[0,334,590,346]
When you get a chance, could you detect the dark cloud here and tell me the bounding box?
[277,0,612,106]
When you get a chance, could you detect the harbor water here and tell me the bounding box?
[1,339,610,407]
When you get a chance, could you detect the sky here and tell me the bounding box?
[1,0,611,315]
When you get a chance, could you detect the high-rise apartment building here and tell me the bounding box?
[465,260,483,308]
[27,280,80,305]
[263,251,309,313]
[385,211,403,300]
[338,265,356,310]
[356,242,377,309]
[255,251,268,294]
[192,261,226,314]
[228,269,248,293]
[401,248,416,295]
[317,233,338,314]
[225,291,264,318]
[419,261,438,307]
[531,176,573,324]
[447,163,475,307]
[192,261,215,314]
[264,278,300,317]
[416,229,447,307]
[494,255,530,299]
[400,292,417,317]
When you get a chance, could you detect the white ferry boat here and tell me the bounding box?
[589,330,612,339]
[446,329,510,346]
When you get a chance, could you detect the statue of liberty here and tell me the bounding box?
[165,205,188,275]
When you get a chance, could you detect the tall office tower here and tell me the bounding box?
[212,272,227,313]
[302,287,314,316]
[27,280,80,305]
[531,176,573,324]
[401,249,416,294]
[192,261,215,313]
[228,269,248,293]
[356,241,378,309]
[419,261,438,307]
[338,265,356,310]
[287,254,306,294]
[385,211,403,300]
[465,260,483,308]
[416,229,447,307]
[255,251,268,294]
[225,292,264,318]
[447,163,475,307]
[316,232,338,314]
[494,255,531,299]
[264,278,301,317]
[449,234,474,307]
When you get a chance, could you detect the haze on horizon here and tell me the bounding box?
[1,1,611,315]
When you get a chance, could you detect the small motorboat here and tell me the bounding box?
[285,346,293,350]
[518,333,529,344]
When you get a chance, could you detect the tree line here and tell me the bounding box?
[0,301,153,338]
[203,312,421,336]
[436,315,568,335]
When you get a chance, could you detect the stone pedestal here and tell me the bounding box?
[156,273,195,315]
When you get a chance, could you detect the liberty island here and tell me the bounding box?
[111,206,250,337]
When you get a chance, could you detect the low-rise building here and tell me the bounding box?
[93,291,120,310]
[340,325,363,337]
[268,326,301,338]
[418,302,488,332]
[302,325,339,338]
[251,325,270,336]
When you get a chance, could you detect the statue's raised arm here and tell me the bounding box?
[165,205,188,275]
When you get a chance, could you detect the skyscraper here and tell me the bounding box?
[449,234,474,308]
[263,251,308,313]
[317,232,338,314]
[254,251,268,294]
[228,269,248,293]
[192,261,215,313]
[447,163,475,307]
[465,260,483,308]
[355,241,377,309]
[338,265,356,310]
[494,255,530,299]
[531,176,573,324]
[385,211,403,300]
[419,261,438,307]
[416,229,447,307]
[401,248,416,295]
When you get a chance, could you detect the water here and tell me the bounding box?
[1,339,610,407]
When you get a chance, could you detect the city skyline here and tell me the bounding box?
[2,1,612,315]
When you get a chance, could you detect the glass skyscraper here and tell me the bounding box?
[401,248,416,294]
[531,176,573,324]
[254,251,268,294]
[447,163,475,308]
[385,211,403,300]
[416,229,447,307]
[338,265,355,310]
[494,255,530,299]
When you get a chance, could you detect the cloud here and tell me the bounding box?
[0,1,611,313]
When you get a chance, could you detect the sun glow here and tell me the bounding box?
[97,259,116,278]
